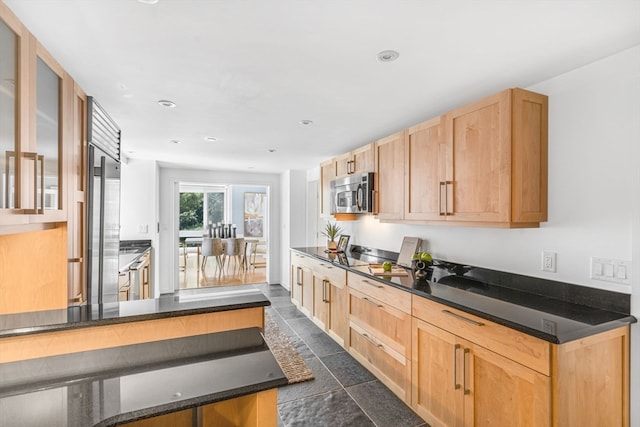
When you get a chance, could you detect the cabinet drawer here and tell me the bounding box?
[291,251,315,269]
[349,321,410,402]
[348,272,411,313]
[349,288,411,357]
[412,296,550,375]
[313,261,346,288]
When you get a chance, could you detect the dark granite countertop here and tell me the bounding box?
[292,247,636,344]
[0,328,287,426]
[0,286,270,339]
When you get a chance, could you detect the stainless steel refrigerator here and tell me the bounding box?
[86,97,121,305]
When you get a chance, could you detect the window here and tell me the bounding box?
[179,184,228,235]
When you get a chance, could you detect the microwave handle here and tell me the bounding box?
[356,184,364,210]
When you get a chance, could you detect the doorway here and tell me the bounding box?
[177,182,268,288]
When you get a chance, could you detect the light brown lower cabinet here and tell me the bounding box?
[290,251,313,315]
[348,272,412,402]
[412,318,550,427]
[312,261,348,346]
[412,296,630,427]
[121,388,278,427]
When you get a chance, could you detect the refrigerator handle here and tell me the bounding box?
[97,155,107,304]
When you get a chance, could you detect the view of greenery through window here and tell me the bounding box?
[179,190,226,231]
[179,193,203,230]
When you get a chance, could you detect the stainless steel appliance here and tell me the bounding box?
[330,172,374,214]
[86,97,121,305]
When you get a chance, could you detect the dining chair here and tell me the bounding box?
[224,238,245,275]
[247,240,267,271]
[201,237,225,277]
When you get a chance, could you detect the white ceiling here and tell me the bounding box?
[5,0,640,173]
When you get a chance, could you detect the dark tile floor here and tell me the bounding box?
[253,283,428,427]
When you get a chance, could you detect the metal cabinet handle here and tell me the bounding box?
[453,343,461,390]
[463,348,470,395]
[442,310,485,326]
[439,181,446,216]
[445,180,453,216]
[296,266,303,286]
[362,297,383,308]
[20,152,39,214]
[37,154,44,213]
[322,279,330,303]
[361,279,383,289]
[362,332,383,348]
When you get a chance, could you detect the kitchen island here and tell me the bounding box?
[0,286,283,426]
[0,327,287,426]
[0,286,269,363]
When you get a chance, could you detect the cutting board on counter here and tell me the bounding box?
[368,264,410,277]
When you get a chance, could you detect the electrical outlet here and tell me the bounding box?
[542,251,556,272]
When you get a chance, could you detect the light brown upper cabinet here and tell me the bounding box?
[319,158,335,217]
[440,88,548,227]
[335,142,374,178]
[374,130,405,220]
[404,117,444,221]
[0,3,70,229]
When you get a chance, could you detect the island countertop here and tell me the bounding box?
[0,286,270,339]
[0,327,287,426]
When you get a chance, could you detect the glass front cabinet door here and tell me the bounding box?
[0,4,68,226]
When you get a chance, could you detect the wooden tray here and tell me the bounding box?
[368,264,409,277]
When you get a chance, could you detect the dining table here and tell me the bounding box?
[183,236,258,282]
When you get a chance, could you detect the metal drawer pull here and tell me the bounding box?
[362,297,383,308]
[361,279,383,289]
[442,310,484,327]
[322,279,330,303]
[439,181,446,216]
[296,266,303,286]
[362,332,383,348]
[453,344,461,390]
[463,348,470,395]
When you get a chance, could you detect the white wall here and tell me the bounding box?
[157,167,281,295]
[120,158,160,295]
[312,46,640,425]
[280,170,307,290]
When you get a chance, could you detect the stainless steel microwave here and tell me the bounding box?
[330,172,374,214]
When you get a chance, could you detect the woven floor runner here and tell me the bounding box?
[264,312,315,384]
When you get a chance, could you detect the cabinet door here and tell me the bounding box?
[290,260,303,307]
[0,6,29,224]
[299,265,313,317]
[352,143,374,174]
[405,117,444,220]
[327,277,347,347]
[443,90,511,222]
[67,84,86,304]
[465,341,550,427]
[374,130,405,220]
[412,318,464,427]
[319,159,335,216]
[312,273,329,330]
[334,152,353,177]
[30,42,67,222]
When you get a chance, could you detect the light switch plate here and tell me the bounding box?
[590,257,631,285]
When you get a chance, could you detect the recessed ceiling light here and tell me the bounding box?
[204,136,217,142]
[299,120,313,125]
[158,99,176,108]
[138,0,159,4]
[377,50,399,62]
[267,148,276,153]
[171,139,180,144]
